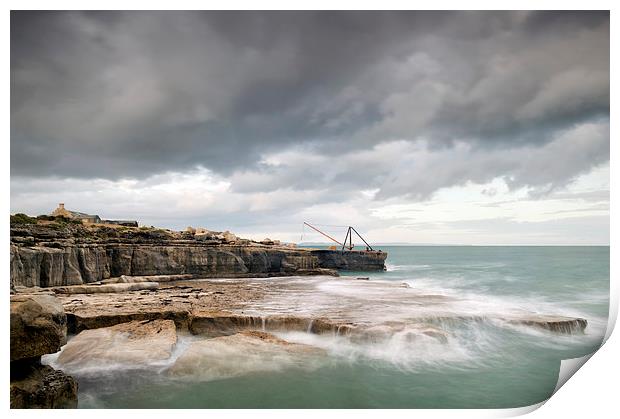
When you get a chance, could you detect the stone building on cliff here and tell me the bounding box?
[51,203,138,227]
[52,203,101,223]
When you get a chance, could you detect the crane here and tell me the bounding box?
[303,222,375,252]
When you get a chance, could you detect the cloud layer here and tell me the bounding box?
[10,11,610,243]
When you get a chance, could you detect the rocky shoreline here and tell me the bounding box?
[9,220,589,409]
[10,274,589,409]
[9,219,387,408]
[10,222,387,288]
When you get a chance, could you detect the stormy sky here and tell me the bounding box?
[10,11,610,244]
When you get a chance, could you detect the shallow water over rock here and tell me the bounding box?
[167,331,325,381]
[57,320,177,368]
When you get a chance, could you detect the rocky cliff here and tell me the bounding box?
[10,221,387,288]
[311,249,389,271]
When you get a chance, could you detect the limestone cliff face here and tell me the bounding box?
[10,223,387,288]
[312,249,389,271]
[10,245,106,288]
[10,244,324,287]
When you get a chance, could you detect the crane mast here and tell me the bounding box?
[303,222,374,252]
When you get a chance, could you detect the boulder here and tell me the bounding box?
[10,363,78,409]
[222,231,237,243]
[10,294,67,361]
[10,294,78,409]
[194,232,216,241]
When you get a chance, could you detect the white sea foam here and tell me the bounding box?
[43,268,606,384]
[272,319,511,373]
[386,263,431,272]
[42,332,200,376]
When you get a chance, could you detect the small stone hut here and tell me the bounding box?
[51,203,137,227]
[51,203,101,224]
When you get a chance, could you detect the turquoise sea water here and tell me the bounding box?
[45,246,609,409]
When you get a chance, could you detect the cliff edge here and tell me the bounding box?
[10,218,387,288]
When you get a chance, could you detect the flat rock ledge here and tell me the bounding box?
[64,309,587,343]
[100,274,195,284]
[505,315,588,334]
[12,281,589,404]
[52,322,325,383]
[10,294,78,409]
[42,281,588,337]
[52,282,159,294]
[58,319,178,366]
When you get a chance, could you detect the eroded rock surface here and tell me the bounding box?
[10,363,78,409]
[12,274,590,404]
[57,319,177,366]
[10,294,77,409]
[41,276,589,343]
[10,294,67,361]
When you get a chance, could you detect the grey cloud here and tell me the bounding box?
[11,10,609,192]
[228,120,609,201]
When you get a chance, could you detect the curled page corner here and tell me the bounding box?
[500,401,546,417]
[552,352,596,395]
[550,294,618,397]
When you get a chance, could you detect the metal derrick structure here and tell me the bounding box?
[302,222,375,252]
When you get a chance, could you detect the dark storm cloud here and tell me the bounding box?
[11,11,609,198]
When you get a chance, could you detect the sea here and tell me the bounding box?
[43,246,610,409]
